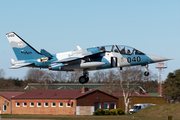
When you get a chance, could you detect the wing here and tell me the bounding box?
[10,63,33,69]
[54,47,103,63]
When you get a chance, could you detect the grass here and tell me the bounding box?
[1,114,180,120]
[135,103,180,118]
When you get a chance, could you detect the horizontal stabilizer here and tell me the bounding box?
[40,49,53,58]
[10,63,33,69]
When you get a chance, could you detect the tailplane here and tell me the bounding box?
[6,32,44,60]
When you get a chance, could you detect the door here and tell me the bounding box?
[111,57,117,67]
[94,102,101,111]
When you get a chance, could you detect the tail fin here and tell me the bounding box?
[6,32,44,60]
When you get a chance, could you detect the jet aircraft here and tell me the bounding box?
[6,32,170,84]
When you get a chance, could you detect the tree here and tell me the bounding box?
[118,66,144,114]
[91,70,107,83]
[103,69,119,95]
[67,71,82,83]
[165,69,180,102]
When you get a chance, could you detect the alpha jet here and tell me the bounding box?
[6,32,170,84]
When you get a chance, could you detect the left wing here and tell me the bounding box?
[54,47,103,63]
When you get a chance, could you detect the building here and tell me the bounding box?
[11,88,118,115]
[0,91,25,114]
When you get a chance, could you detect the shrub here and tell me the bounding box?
[116,108,125,115]
[110,109,116,115]
[104,110,111,115]
[93,108,125,116]
[93,109,105,115]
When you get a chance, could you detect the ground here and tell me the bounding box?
[0,115,180,120]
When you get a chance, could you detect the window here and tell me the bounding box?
[51,102,56,107]
[16,102,20,107]
[103,103,109,110]
[23,102,27,107]
[98,45,113,52]
[110,103,116,110]
[117,45,134,55]
[30,102,34,107]
[59,102,63,107]
[44,102,48,107]
[3,105,7,111]
[37,102,41,107]
[66,103,71,107]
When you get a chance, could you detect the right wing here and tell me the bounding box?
[10,62,33,69]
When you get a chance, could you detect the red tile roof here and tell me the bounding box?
[0,91,25,100]
[12,89,118,99]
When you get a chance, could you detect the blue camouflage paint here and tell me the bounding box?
[97,57,111,70]
[87,47,101,54]
[121,54,154,65]
[13,46,44,60]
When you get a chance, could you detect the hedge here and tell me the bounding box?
[93,108,124,115]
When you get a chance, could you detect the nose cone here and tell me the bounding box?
[147,54,171,63]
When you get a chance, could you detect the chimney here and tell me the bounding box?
[138,88,143,94]
[81,87,89,93]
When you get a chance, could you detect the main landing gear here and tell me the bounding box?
[144,64,150,76]
[79,70,89,84]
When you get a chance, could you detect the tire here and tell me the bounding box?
[79,76,89,84]
[144,71,150,76]
[79,76,86,84]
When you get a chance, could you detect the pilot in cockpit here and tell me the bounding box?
[120,47,125,54]
[114,49,118,53]
[100,46,105,52]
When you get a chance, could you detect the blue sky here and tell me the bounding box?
[0,0,179,80]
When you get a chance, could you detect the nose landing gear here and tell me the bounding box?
[79,70,89,84]
[144,64,150,76]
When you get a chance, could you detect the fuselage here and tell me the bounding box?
[23,45,169,72]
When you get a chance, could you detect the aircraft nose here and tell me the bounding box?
[147,54,171,63]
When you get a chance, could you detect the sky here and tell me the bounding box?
[0,0,180,81]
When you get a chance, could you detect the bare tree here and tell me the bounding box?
[91,70,107,83]
[67,71,82,83]
[118,66,144,114]
[24,69,54,89]
[103,69,119,95]
[48,71,67,83]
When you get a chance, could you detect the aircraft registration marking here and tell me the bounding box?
[127,56,141,63]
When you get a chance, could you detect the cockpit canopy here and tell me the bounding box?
[98,45,145,55]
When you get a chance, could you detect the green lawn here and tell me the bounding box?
[0,114,180,120]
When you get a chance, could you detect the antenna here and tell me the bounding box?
[155,62,167,97]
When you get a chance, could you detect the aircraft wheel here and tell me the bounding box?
[79,76,89,84]
[144,71,150,76]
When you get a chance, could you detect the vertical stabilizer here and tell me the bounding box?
[6,32,44,60]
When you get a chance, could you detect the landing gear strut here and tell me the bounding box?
[144,64,150,76]
[79,70,89,84]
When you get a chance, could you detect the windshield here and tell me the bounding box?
[98,45,145,55]
[132,106,141,109]
[117,45,145,55]
[117,45,134,55]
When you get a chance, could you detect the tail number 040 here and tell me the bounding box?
[127,56,141,63]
